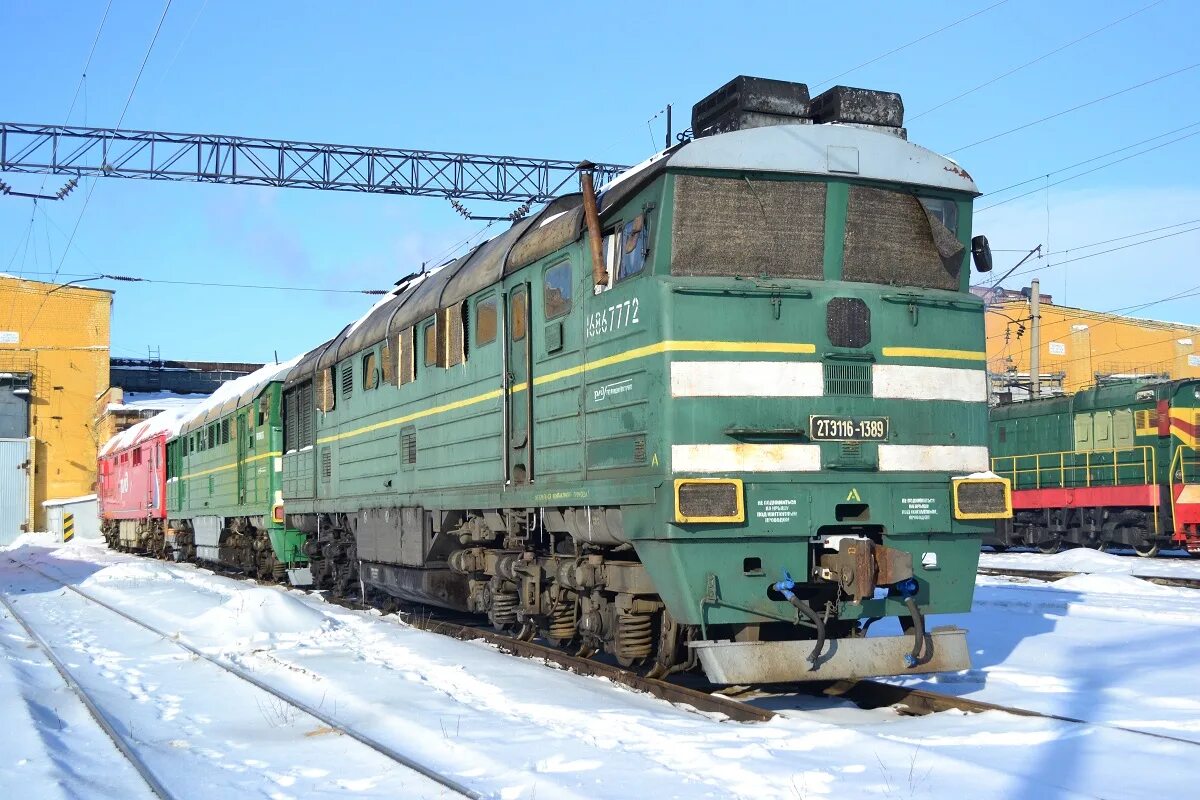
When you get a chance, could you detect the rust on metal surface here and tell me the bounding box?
[578,161,608,288]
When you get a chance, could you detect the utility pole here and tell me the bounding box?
[665,104,673,149]
[1029,278,1041,399]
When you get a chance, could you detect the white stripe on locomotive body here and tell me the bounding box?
[872,365,988,402]
[878,445,989,473]
[669,362,987,401]
[670,361,824,398]
[674,443,987,473]
[672,444,822,473]
[1177,486,1200,504]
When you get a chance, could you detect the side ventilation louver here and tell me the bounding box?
[824,363,871,396]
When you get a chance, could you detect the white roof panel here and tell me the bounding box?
[667,123,979,195]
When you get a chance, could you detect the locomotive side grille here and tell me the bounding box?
[320,447,332,482]
[297,384,314,449]
[823,362,871,396]
[341,364,353,398]
[674,479,744,523]
[284,388,299,453]
[952,478,1011,519]
[400,427,417,466]
[671,175,825,279]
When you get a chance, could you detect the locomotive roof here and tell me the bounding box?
[178,357,299,435]
[285,122,977,388]
[99,406,195,457]
[992,376,1200,418]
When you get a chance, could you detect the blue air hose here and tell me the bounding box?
[896,578,925,668]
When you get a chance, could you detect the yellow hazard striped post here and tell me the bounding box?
[63,513,75,543]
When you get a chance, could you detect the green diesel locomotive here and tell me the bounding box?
[990,377,1200,556]
[148,77,1009,684]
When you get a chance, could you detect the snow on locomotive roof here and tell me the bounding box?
[99,405,198,457]
[178,356,301,434]
[668,123,979,194]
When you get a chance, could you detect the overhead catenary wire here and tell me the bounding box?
[986,281,1200,343]
[1001,225,1200,281]
[976,127,1200,212]
[977,120,1200,200]
[909,0,1166,121]
[947,62,1200,154]
[24,0,174,335]
[14,269,391,296]
[810,0,1011,90]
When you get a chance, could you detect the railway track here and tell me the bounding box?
[978,566,1200,590]
[2,558,482,799]
[18,547,1196,791]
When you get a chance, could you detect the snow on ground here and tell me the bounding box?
[980,547,1200,580]
[2,536,1197,799]
[886,568,1200,746]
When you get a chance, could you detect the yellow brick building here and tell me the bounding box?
[986,297,1200,396]
[0,275,111,533]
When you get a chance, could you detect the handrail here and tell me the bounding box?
[1169,444,1200,535]
[990,445,1157,492]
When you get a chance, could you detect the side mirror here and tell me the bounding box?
[971,235,993,273]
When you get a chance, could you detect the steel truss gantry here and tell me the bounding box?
[0,122,626,203]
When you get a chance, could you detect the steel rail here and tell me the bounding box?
[978,566,1200,591]
[6,559,483,799]
[382,606,777,723]
[825,678,1200,746]
[0,587,174,800]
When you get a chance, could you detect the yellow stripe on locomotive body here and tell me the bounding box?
[314,339,987,447]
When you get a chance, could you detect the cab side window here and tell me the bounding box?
[544,262,572,319]
[476,296,497,346]
[619,215,648,280]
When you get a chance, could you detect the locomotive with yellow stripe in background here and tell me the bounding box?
[136,76,1011,683]
[990,377,1200,557]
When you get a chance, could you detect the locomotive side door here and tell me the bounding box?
[505,283,534,484]
[236,412,248,504]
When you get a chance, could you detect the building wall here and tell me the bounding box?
[987,299,1200,396]
[0,276,111,529]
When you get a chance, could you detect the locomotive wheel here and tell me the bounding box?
[1037,540,1062,555]
[1133,541,1160,558]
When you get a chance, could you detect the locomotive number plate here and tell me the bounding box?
[809,415,889,441]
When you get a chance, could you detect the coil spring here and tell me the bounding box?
[272,562,287,581]
[547,601,576,641]
[490,592,519,626]
[615,612,653,662]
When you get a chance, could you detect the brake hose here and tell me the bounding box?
[773,571,827,669]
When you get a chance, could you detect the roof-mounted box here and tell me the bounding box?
[691,76,811,138]
[810,86,905,132]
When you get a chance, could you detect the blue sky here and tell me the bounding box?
[2,0,1198,362]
